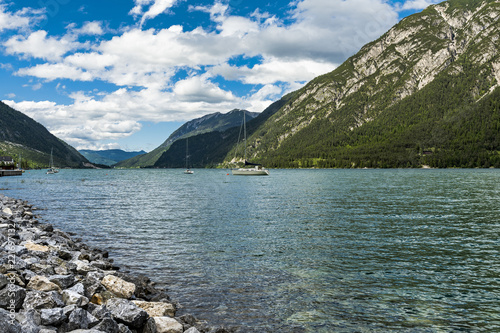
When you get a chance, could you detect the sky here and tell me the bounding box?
[0,0,441,152]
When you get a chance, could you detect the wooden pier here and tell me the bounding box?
[0,170,23,177]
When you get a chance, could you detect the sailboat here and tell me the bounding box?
[184,137,194,174]
[17,154,25,173]
[232,112,269,176]
[46,148,59,174]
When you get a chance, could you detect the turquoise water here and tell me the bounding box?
[2,169,500,332]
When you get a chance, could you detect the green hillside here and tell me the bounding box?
[115,109,258,168]
[227,0,500,168]
[153,96,292,168]
[0,101,89,168]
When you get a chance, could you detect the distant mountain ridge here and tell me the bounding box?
[79,149,146,166]
[152,95,292,168]
[0,101,89,168]
[115,109,258,168]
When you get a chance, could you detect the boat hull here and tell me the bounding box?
[232,168,269,176]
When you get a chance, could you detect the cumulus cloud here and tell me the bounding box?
[4,30,85,61]
[210,58,336,85]
[173,75,237,103]
[0,3,43,32]
[399,0,441,11]
[130,0,178,27]
[16,63,93,81]
[72,21,105,36]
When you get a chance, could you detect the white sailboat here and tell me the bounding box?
[46,148,59,174]
[184,137,194,174]
[232,112,269,176]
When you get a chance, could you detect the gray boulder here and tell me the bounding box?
[23,290,58,310]
[0,284,26,310]
[40,307,66,326]
[106,298,148,328]
[0,274,8,289]
[48,274,76,289]
[66,308,99,331]
[62,289,89,307]
[0,308,22,333]
[16,309,41,333]
[92,317,121,333]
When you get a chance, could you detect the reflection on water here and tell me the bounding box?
[3,169,500,332]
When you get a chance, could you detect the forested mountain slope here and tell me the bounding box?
[115,109,258,168]
[0,101,89,168]
[230,0,500,168]
[153,95,292,168]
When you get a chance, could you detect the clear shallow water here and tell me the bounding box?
[2,169,500,332]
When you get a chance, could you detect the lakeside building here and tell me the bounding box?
[0,156,22,176]
[0,156,15,170]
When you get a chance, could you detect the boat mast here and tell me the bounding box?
[243,111,247,162]
[185,138,189,169]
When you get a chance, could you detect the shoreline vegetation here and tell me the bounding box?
[0,194,236,333]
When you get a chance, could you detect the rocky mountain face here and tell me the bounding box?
[237,0,500,168]
[161,109,258,148]
[0,101,89,168]
[115,109,258,168]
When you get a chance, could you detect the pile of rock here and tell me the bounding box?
[0,194,232,333]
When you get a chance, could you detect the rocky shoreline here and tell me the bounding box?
[0,194,235,333]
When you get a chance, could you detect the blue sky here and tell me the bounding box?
[0,0,440,152]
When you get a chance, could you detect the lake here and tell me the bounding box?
[2,168,499,332]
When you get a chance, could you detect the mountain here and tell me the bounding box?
[115,109,258,168]
[226,0,500,168]
[153,96,292,168]
[0,101,89,168]
[79,149,146,166]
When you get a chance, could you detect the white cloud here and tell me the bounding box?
[173,76,237,103]
[0,3,42,32]
[400,0,441,11]
[4,30,84,61]
[211,58,336,85]
[73,21,105,36]
[17,63,93,81]
[130,0,178,26]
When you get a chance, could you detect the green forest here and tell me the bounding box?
[258,61,500,169]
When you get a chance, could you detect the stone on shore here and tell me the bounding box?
[0,193,226,333]
[0,274,8,289]
[106,298,148,328]
[62,289,89,307]
[23,290,59,310]
[152,316,184,333]
[0,284,26,310]
[132,300,176,317]
[184,327,201,333]
[24,242,50,252]
[101,275,136,299]
[92,317,121,333]
[40,307,66,326]
[27,275,62,292]
[48,274,76,289]
[90,291,115,305]
[0,308,22,333]
[66,308,99,331]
